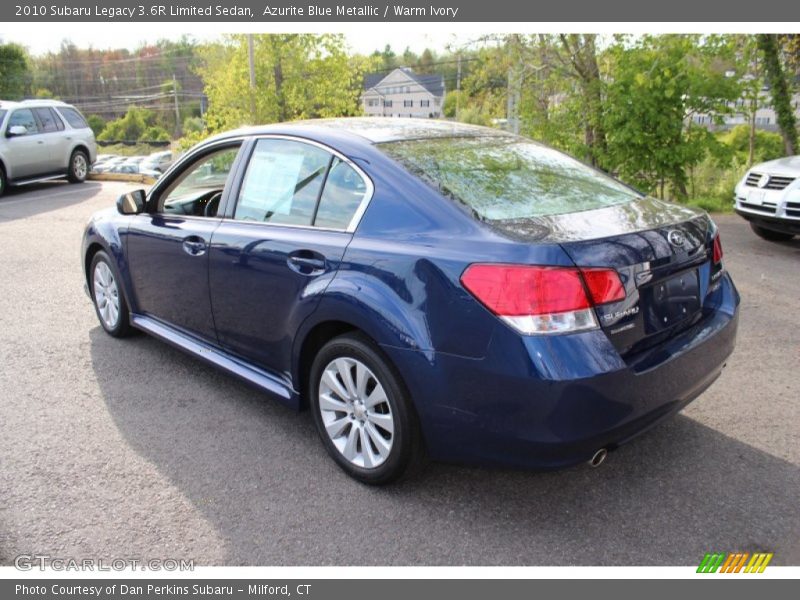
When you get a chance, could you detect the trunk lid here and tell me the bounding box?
[489,197,719,356]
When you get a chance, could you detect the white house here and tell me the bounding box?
[361,68,446,118]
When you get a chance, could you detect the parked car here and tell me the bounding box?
[734,155,800,241]
[141,150,173,173]
[0,99,97,196]
[82,119,739,484]
[92,156,125,173]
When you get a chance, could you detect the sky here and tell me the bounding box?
[0,29,477,57]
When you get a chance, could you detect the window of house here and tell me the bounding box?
[403,100,413,107]
[384,100,393,108]
[420,99,430,107]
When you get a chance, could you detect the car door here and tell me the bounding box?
[208,137,373,376]
[125,141,244,342]
[4,108,44,179]
[32,107,69,171]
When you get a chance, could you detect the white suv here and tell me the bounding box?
[0,99,97,197]
[734,156,800,241]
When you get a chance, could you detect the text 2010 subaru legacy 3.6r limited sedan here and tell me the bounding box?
[82,119,739,484]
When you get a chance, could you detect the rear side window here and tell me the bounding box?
[234,139,331,226]
[56,106,89,129]
[314,158,368,229]
[8,109,38,134]
[380,136,641,220]
[34,108,64,132]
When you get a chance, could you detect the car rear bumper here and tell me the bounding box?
[383,272,740,469]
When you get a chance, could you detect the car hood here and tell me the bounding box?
[750,155,800,176]
[488,196,705,243]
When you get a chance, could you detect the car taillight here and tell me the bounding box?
[460,264,626,335]
[712,233,723,264]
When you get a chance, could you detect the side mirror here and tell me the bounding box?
[7,125,28,137]
[116,189,146,215]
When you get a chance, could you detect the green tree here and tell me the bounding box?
[98,107,154,142]
[0,43,30,99]
[196,34,373,132]
[86,114,106,137]
[604,35,741,199]
[757,33,798,155]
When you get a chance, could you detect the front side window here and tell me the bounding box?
[380,136,641,220]
[158,145,241,216]
[8,109,38,135]
[234,139,331,226]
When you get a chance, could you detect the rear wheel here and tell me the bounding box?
[68,149,89,183]
[90,250,133,337]
[750,223,794,242]
[310,333,424,485]
[0,164,6,197]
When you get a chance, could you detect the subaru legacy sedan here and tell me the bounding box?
[82,119,739,484]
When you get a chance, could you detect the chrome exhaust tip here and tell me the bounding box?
[588,448,608,468]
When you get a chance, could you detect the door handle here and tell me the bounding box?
[287,250,327,275]
[182,236,207,256]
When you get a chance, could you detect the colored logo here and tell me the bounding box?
[697,552,773,573]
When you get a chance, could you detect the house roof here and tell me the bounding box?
[363,68,445,97]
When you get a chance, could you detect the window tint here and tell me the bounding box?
[34,108,63,132]
[315,159,368,229]
[380,136,641,220]
[8,109,38,134]
[234,139,331,226]
[56,106,89,129]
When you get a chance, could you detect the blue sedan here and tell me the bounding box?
[82,118,739,484]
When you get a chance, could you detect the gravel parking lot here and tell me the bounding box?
[0,180,798,566]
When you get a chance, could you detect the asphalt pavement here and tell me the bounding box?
[0,180,798,566]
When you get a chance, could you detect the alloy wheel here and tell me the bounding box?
[93,261,120,329]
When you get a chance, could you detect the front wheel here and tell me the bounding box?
[310,333,424,485]
[89,250,133,337]
[750,223,794,242]
[68,149,89,183]
[0,165,6,197]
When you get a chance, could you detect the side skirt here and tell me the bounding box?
[130,313,300,410]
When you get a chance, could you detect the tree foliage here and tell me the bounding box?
[196,34,375,132]
[0,43,30,99]
[757,34,798,155]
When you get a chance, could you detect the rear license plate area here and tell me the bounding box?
[641,269,700,333]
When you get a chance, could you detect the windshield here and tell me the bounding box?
[0,110,7,127]
[380,136,642,220]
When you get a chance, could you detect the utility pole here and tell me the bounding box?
[172,74,181,137]
[455,54,462,121]
[247,34,257,123]
[507,68,520,135]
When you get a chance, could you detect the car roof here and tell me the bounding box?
[205,117,507,146]
[0,99,72,110]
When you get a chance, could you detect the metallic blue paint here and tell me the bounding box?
[82,120,740,469]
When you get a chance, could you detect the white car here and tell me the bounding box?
[735,156,800,241]
[0,99,97,196]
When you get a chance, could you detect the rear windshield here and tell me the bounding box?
[379,136,641,220]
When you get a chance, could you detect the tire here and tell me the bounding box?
[68,149,89,183]
[309,333,424,485]
[89,250,133,337]
[750,223,795,242]
[0,164,6,198]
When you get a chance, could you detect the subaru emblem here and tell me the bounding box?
[667,230,686,247]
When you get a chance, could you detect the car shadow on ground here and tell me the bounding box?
[0,181,104,221]
[89,327,800,566]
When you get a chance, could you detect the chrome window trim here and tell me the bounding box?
[148,133,375,234]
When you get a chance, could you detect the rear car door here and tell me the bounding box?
[125,141,244,342]
[208,136,372,375]
[32,107,68,171]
